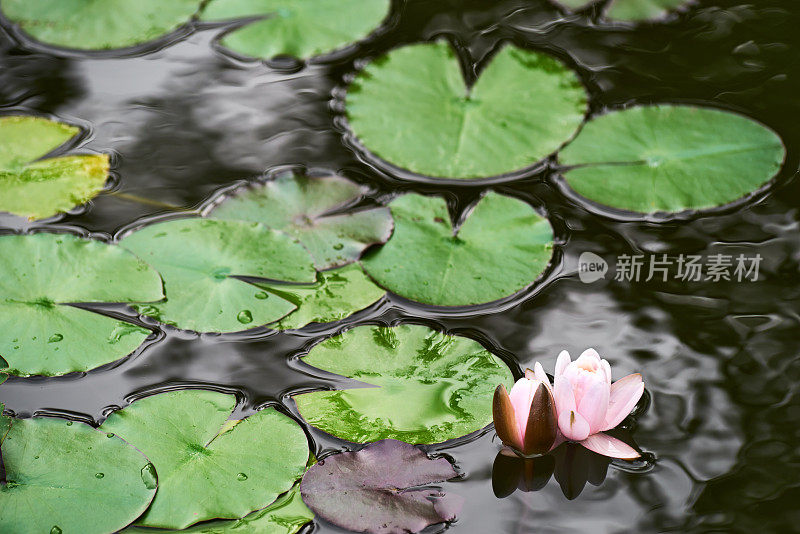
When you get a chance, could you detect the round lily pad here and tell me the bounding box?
[200,0,390,60]
[294,324,514,443]
[301,439,462,534]
[361,192,554,306]
[0,116,109,220]
[256,264,385,330]
[120,218,317,333]
[559,105,786,214]
[0,416,156,534]
[209,172,393,269]
[101,389,310,530]
[0,233,163,376]
[346,41,587,179]
[552,0,691,21]
[2,0,200,50]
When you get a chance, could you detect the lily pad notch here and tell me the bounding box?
[558,104,786,214]
[345,40,588,180]
[0,115,109,220]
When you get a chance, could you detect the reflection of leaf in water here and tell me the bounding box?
[551,0,693,22]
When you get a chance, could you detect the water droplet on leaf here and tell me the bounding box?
[141,463,157,490]
[95,472,104,479]
[237,310,253,324]
[237,472,248,481]
[48,334,63,343]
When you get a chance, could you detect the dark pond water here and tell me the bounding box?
[2,0,800,532]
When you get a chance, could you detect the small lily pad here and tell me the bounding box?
[2,0,201,50]
[209,172,393,269]
[200,0,390,61]
[0,116,109,220]
[294,324,514,443]
[0,416,157,534]
[552,0,692,21]
[559,105,786,213]
[101,389,310,530]
[346,41,587,179]
[120,218,317,333]
[256,264,385,330]
[301,439,462,534]
[0,233,163,376]
[361,192,554,306]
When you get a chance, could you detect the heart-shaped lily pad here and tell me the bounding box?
[256,264,385,330]
[559,105,786,214]
[200,0,390,61]
[346,41,587,179]
[0,233,163,376]
[361,192,554,306]
[208,172,393,269]
[553,0,691,21]
[294,324,514,443]
[301,439,462,534]
[0,415,157,534]
[1,0,201,50]
[101,389,310,530]
[120,218,317,333]
[0,116,109,220]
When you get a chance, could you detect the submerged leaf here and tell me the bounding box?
[2,0,200,50]
[302,439,461,534]
[120,218,316,333]
[361,192,554,306]
[294,324,514,443]
[559,105,786,213]
[0,116,109,220]
[101,390,310,530]
[0,416,156,533]
[201,0,390,60]
[346,41,587,179]
[0,233,163,376]
[256,264,385,330]
[209,172,393,269]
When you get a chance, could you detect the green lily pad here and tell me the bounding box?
[0,116,109,220]
[346,41,587,179]
[101,389,310,530]
[361,192,554,306]
[294,324,514,443]
[552,0,692,21]
[2,0,201,50]
[0,233,163,376]
[0,416,157,534]
[126,483,312,534]
[120,218,317,333]
[559,105,786,213]
[256,264,385,330]
[200,0,390,60]
[209,173,393,269]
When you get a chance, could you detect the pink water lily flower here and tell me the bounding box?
[492,363,557,457]
[546,349,644,460]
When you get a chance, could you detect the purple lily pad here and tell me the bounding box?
[300,439,463,534]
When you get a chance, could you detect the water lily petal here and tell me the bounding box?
[576,377,610,434]
[555,350,571,377]
[602,373,644,431]
[601,358,612,387]
[493,384,524,450]
[524,367,536,380]
[522,383,557,455]
[533,361,550,388]
[580,433,640,459]
[558,409,590,441]
[553,375,576,414]
[579,348,602,363]
[508,378,536,434]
